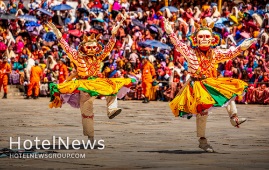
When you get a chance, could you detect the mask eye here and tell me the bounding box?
[86,46,91,49]
[198,35,203,38]
[206,35,210,38]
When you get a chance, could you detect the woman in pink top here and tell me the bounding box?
[112,0,121,11]
[111,0,121,19]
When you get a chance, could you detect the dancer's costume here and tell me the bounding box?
[48,20,134,140]
[164,18,256,152]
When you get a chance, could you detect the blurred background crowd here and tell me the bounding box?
[0,0,268,104]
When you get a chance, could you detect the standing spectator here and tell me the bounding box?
[0,57,11,99]
[25,60,42,99]
[141,56,156,103]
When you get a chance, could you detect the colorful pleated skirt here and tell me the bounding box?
[49,77,133,108]
[169,77,248,118]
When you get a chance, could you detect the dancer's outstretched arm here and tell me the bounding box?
[164,18,195,63]
[214,38,257,64]
[99,13,126,61]
[47,22,78,62]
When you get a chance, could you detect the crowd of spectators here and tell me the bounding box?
[0,0,268,104]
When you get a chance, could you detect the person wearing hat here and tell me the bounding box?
[164,17,256,152]
[46,15,134,143]
[25,60,42,99]
[0,57,11,99]
[141,55,156,103]
[58,58,68,83]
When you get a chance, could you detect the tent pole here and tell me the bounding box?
[218,0,222,13]
[165,0,168,7]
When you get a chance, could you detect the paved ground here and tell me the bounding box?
[0,96,269,170]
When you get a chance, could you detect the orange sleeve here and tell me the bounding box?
[58,38,78,61]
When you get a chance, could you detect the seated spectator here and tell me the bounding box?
[7,0,17,14]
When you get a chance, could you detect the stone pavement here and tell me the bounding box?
[0,97,268,169]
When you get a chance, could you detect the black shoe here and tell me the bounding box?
[24,96,30,99]
[142,98,146,103]
[108,108,122,119]
[2,93,7,99]
[33,96,38,99]
[142,97,149,103]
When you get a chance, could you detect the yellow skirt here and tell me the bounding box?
[49,78,132,108]
[51,78,132,96]
[169,77,248,117]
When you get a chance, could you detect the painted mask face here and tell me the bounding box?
[196,30,213,50]
[78,34,104,57]
[83,41,99,56]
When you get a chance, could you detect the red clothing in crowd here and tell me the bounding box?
[92,0,102,8]
[0,62,11,93]
[58,64,68,83]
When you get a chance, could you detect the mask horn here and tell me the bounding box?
[208,22,215,29]
[90,33,95,40]
[96,34,102,40]
[83,35,88,42]
[201,19,207,27]
[194,22,200,30]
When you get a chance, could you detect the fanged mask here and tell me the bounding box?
[78,34,103,57]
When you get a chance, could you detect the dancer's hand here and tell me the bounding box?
[164,18,173,35]
[46,22,62,39]
[66,72,78,81]
[240,38,257,51]
[111,13,126,35]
